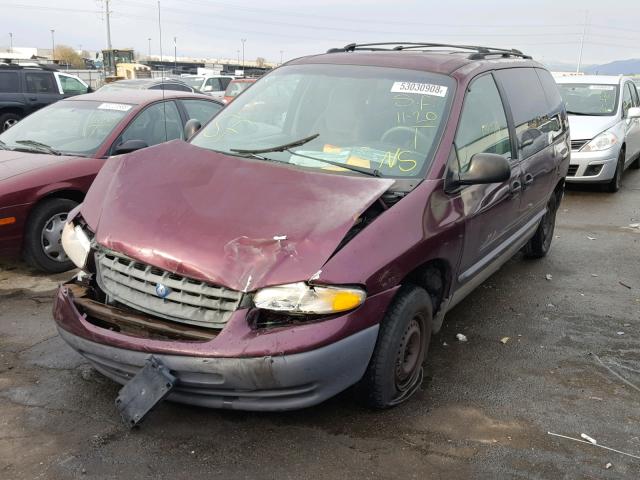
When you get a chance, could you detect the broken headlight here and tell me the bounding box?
[61,221,91,270]
[253,282,366,314]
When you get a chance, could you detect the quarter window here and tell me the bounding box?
[455,74,512,173]
[59,75,87,94]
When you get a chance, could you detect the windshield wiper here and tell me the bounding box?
[566,111,592,116]
[230,133,320,155]
[288,150,382,177]
[14,140,61,156]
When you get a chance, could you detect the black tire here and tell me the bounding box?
[524,191,558,259]
[24,198,78,273]
[0,112,22,132]
[630,155,640,170]
[359,285,433,409]
[606,151,625,193]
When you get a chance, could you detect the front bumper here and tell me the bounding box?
[565,148,619,183]
[57,325,378,411]
[53,284,396,410]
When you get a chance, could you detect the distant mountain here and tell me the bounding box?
[583,59,640,75]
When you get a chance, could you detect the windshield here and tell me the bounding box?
[0,100,130,156]
[182,77,204,89]
[557,83,619,116]
[192,64,455,178]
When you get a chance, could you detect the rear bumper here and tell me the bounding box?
[565,149,619,183]
[57,324,378,411]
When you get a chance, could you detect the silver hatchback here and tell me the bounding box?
[556,75,640,192]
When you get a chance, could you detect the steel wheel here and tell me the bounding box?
[395,316,424,392]
[40,212,69,263]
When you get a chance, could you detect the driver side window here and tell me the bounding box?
[115,101,183,152]
[622,83,634,117]
[455,75,512,173]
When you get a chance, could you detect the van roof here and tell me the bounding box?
[289,43,543,76]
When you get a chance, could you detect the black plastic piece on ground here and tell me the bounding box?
[115,356,176,428]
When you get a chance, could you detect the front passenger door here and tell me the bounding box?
[623,82,640,164]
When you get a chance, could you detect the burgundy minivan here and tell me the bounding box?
[54,43,569,415]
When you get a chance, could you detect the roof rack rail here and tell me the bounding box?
[0,62,59,71]
[326,42,532,60]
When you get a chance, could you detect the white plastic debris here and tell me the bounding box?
[547,303,555,308]
[587,236,596,240]
[591,274,599,277]
[500,337,510,344]
[605,462,612,469]
[545,274,553,281]
[629,223,640,229]
[442,341,448,346]
[581,433,598,445]
[617,331,625,336]
[456,333,468,342]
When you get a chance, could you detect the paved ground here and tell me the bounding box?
[1,170,639,479]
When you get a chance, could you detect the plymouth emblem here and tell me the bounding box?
[155,283,171,299]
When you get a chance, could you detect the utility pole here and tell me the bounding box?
[105,0,112,51]
[577,10,588,73]
[148,37,152,59]
[241,38,246,69]
[157,1,163,65]
[8,33,12,53]
[236,49,240,67]
[280,50,283,65]
[173,36,177,71]
[50,29,55,61]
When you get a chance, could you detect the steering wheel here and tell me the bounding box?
[381,126,432,149]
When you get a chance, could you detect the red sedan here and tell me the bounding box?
[0,89,222,272]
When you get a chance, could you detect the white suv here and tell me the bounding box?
[181,75,234,99]
[556,75,640,192]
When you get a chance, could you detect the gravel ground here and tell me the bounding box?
[1,169,639,479]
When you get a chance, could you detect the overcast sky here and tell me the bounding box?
[2,0,639,66]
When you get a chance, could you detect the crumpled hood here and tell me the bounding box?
[568,114,619,141]
[82,140,393,292]
[0,150,79,182]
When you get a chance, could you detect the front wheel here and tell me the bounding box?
[358,285,433,409]
[24,198,78,273]
[0,112,22,132]
[605,151,625,193]
[524,191,558,259]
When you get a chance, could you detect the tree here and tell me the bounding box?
[256,57,266,68]
[54,45,84,68]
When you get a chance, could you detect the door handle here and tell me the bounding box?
[510,179,522,194]
[523,173,534,186]
[28,96,37,101]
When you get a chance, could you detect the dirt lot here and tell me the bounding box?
[1,170,639,479]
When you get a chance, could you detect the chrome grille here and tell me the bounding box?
[95,248,243,329]
[571,139,588,151]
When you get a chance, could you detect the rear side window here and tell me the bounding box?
[496,68,558,159]
[0,71,19,92]
[181,99,222,124]
[455,74,512,173]
[630,82,640,106]
[150,83,191,92]
[535,69,564,113]
[220,77,232,89]
[204,78,222,91]
[25,72,57,94]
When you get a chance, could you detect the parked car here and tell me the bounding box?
[0,64,90,132]
[556,75,640,192]
[99,78,196,93]
[55,43,568,415]
[181,74,234,98]
[0,89,223,272]
[223,78,256,103]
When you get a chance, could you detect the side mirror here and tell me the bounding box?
[628,107,640,119]
[184,119,202,140]
[458,153,511,186]
[86,86,94,93]
[114,139,148,155]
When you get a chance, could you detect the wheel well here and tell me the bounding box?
[0,107,25,117]
[36,189,85,206]
[403,259,451,315]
